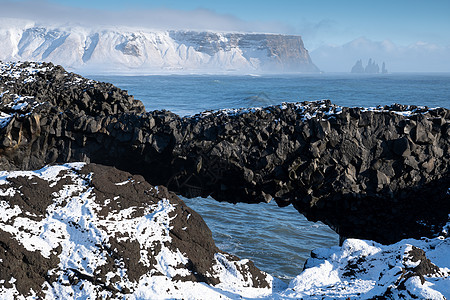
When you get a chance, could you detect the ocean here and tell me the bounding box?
[89,72,450,282]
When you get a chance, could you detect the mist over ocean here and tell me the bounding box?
[89,72,450,282]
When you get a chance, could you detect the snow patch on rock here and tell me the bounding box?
[280,236,450,299]
[0,163,273,299]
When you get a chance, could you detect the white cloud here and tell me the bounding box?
[311,37,450,72]
[0,0,290,33]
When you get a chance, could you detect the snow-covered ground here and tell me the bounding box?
[280,236,450,299]
[0,163,275,299]
[0,163,448,299]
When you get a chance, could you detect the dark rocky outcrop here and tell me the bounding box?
[0,163,271,297]
[351,59,365,73]
[1,61,449,245]
[351,58,387,74]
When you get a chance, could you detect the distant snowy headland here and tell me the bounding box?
[0,19,319,74]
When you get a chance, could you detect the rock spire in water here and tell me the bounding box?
[351,58,387,74]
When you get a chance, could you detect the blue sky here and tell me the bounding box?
[4,0,450,46]
[1,0,449,71]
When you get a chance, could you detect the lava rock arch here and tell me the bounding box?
[1,61,449,244]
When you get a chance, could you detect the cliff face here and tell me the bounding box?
[1,61,448,245]
[169,31,318,72]
[0,22,319,73]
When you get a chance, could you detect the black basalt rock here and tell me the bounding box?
[1,61,449,244]
[0,163,272,297]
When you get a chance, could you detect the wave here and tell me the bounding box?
[244,92,271,105]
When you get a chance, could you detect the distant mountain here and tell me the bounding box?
[351,58,387,74]
[0,20,319,74]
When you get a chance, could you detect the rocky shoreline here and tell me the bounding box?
[0,61,449,298]
[1,61,449,244]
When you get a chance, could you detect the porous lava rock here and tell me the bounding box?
[0,61,449,244]
[0,163,272,298]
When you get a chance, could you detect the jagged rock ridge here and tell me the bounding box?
[0,61,448,245]
[0,21,319,73]
[351,58,388,74]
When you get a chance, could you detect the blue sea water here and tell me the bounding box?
[89,73,450,282]
[92,73,450,116]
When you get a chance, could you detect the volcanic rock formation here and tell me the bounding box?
[0,163,272,298]
[351,58,387,74]
[0,61,449,245]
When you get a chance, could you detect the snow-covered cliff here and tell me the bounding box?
[0,20,318,74]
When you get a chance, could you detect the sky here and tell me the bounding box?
[1,0,449,72]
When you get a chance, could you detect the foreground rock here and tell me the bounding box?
[1,61,449,245]
[0,163,273,299]
[0,162,448,299]
[281,232,450,299]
